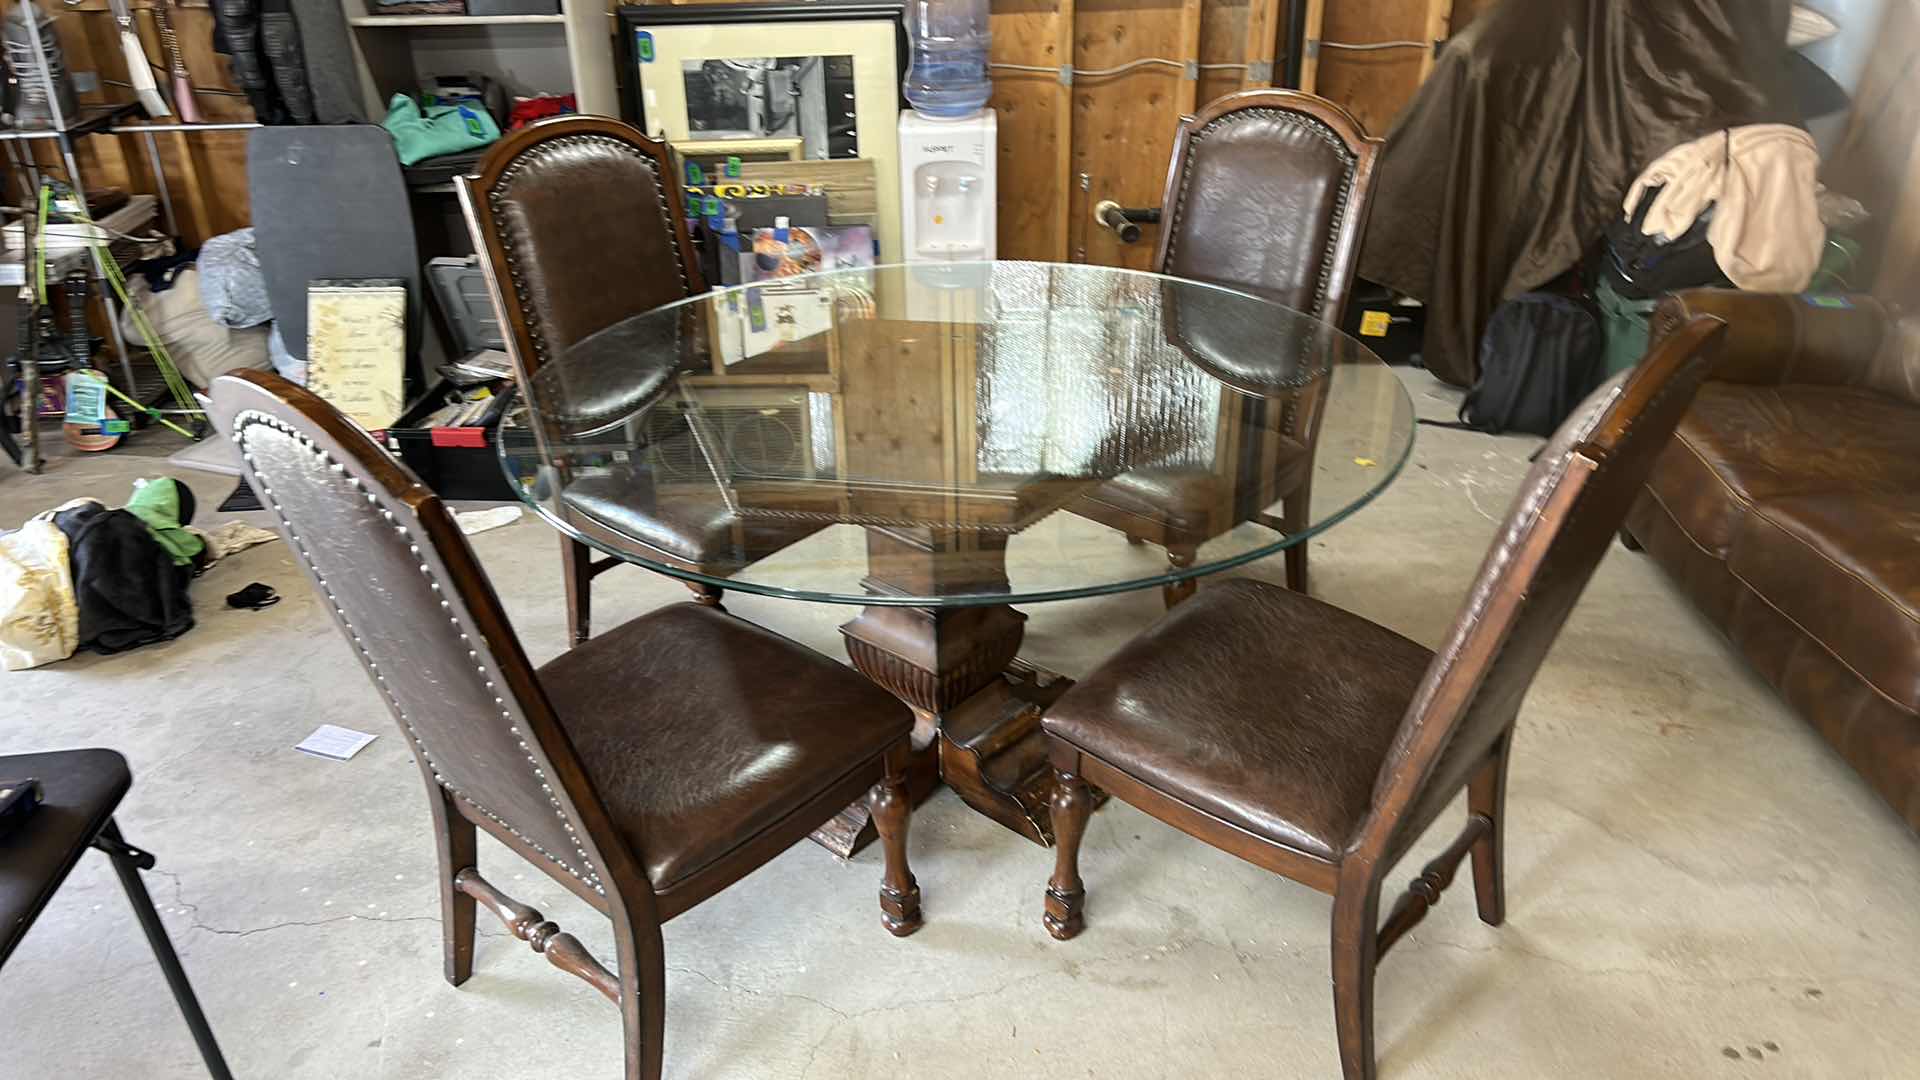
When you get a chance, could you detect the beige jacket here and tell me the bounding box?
[0,517,78,671]
[1624,124,1824,293]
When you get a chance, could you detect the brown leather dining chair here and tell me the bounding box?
[209,369,923,1080]
[1071,89,1383,606]
[1040,317,1729,1079]
[459,115,814,646]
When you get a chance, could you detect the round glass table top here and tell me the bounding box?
[498,261,1414,607]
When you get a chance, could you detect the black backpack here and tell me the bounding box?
[1446,293,1606,437]
[1602,185,1730,300]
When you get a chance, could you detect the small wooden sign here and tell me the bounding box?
[306,278,407,430]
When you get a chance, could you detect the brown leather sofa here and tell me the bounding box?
[1622,290,1920,834]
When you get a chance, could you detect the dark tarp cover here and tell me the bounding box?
[1357,0,1798,386]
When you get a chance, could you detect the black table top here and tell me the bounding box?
[0,749,131,966]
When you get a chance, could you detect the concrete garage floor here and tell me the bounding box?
[2,368,1916,1080]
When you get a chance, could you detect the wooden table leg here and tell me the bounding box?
[841,601,1074,845]
[809,526,1078,855]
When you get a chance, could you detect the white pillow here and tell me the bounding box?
[119,267,274,389]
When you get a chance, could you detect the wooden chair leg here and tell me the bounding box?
[1331,879,1383,1080]
[429,787,477,986]
[684,580,726,608]
[1043,764,1093,940]
[869,749,922,937]
[1282,494,1310,593]
[561,537,593,648]
[1468,733,1513,927]
[1285,544,1310,594]
[1255,493,1314,593]
[1164,545,1199,609]
[616,921,667,1080]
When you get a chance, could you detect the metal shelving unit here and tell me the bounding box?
[2,0,260,472]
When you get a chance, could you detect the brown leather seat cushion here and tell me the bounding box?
[1076,467,1235,539]
[539,604,910,888]
[1730,494,1920,713]
[562,474,817,567]
[1076,442,1311,543]
[1042,578,1433,859]
[1647,384,1920,556]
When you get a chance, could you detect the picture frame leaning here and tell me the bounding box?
[618,3,909,263]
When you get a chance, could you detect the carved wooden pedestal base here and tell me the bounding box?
[807,599,1080,857]
[933,658,1075,844]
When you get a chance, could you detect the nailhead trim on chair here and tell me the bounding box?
[233,411,604,895]
[485,133,687,376]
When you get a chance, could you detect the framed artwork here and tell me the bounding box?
[618,2,907,264]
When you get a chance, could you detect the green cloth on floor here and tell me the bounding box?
[382,94,501,167]
[126,478,204,566]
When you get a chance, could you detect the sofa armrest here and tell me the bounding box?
[1649,289,1890,387]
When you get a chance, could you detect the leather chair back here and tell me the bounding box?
[459,116,704,391]
[1359,317,1730,860]
[209,370,637,904]
[1155,90,1382,325]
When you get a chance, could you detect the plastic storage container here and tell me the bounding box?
[904,0,991,118]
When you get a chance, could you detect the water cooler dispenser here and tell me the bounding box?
[899,112,997,261]
[899,0,996,264]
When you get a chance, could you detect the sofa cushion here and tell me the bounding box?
[1645,383,1920,556]
[1729,493,1920,713]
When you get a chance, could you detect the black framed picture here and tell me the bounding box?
[618,3,910,264]
[617,3,909,152]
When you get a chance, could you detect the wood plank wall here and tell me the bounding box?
[12,0,1483,266]
[1309,0,1442,137]
[1830,0,1920,300]
[27,0,252,247]
[1003,0,1461,265]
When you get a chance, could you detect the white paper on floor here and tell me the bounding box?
[294,725,378,761]
[455,505,523,535]
[197,521,281,562]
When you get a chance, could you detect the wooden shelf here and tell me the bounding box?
[343,0,617,117]
[348,14,565,28]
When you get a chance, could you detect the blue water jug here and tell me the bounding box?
[904,0,991,118]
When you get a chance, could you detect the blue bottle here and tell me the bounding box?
[903,0,991,118]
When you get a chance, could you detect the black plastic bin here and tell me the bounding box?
[376,383,530,502]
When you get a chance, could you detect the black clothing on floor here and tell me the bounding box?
[51,502,195,655]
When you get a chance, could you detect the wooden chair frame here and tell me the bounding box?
[1091,90,1383,605]
[213,370,920,1080]
[456,115,718,647]
[1043,317,1730,1079]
